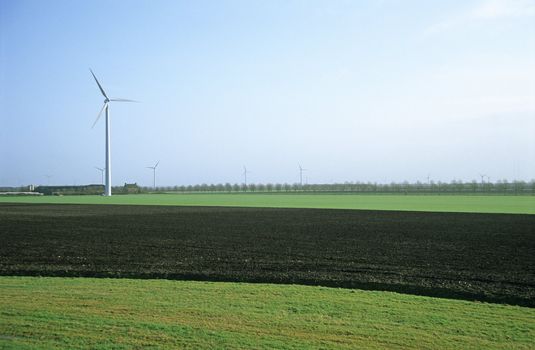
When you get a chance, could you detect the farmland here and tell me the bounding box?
[1,203,534,306]
[1,193,535,214]
[1,277,534,349]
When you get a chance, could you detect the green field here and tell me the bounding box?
[1,277,533,349]
[1,193,534,214]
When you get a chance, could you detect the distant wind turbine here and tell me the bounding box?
[243,166,250,187]
[146,161,160,189]
[479,174,487,184]
[90,69,137,196]
[298,164,307,187]
[44,174,52,186]
[94,167,105,185]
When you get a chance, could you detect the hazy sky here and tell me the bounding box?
[1,0,534,186]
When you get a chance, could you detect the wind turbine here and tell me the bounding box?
[95,167,105,185]
[44,174,52,186]
[298,164,307,187]
[146,161,160,189]
[479,174,487,184]
[90,69,137,196]
[243,166,250,188]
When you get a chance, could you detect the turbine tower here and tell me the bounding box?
[146,161,160,189]
[298,164,307,187]
[95,167,105,185]
[90,69,137,196]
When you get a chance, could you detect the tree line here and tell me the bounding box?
[2,180,534,195]
[141,179,535,195]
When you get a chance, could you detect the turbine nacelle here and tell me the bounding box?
[90,69,137,129]
[146,161,159,170]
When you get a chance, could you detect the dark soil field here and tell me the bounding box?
[1,203,534,306]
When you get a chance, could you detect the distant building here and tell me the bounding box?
[123,183,141,194]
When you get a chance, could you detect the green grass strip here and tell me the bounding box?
[0,277,534,349]
[1,193,534,214]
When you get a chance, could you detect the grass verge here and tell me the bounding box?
[1,276,534,349]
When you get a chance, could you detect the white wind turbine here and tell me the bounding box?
[44,174,52,186]
[243,166,250,188]
[298,164,307,187]
[94,166,105,185]
[146,161,160,189]
[90,69,137,196]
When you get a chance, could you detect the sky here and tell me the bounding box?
[1,0,534,186]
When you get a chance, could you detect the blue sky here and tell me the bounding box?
[1,0,534,186]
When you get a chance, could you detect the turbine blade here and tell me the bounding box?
[109,98,139,103]
[91,103,107,129]
[90,69,109,100]
[155,161,160,168]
